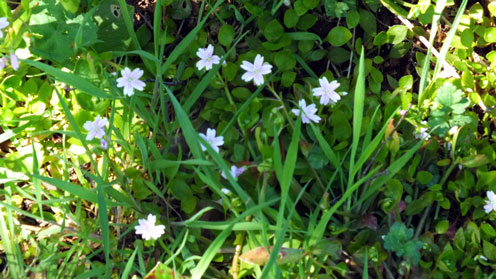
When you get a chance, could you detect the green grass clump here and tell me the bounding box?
[1,0,496,278]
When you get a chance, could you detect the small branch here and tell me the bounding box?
[396,16,460,78]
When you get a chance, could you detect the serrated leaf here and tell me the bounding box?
[435,83,463,107]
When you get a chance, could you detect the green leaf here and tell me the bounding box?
[373,31,388,46]
[359,8,376,35]
[171,0,191,19]
[29,0,99,63]
[324,0,352,18]
[60,0,80,13]
[435,220,449,234]
[481,223,496,238]
[287,32,322,44]
[346,9,360,28]
[264,19,284,42]
[489,2,496,18]
[93,0,134,52]
[281,71,296,87]
[384,222,423,265]
[294,0,309,16]
[284,9,299,28]
[274,50,296,71]
[484,27,496,43]
[387,25,408,44]
[416,171,433,184]
[303,0,320,9]
[469,2,484,21]
[218,24,235,47]
[297,14,318,30]
[326,26,352,47]
[483,240,496,261]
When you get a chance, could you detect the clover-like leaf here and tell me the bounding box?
[384,222,423,265]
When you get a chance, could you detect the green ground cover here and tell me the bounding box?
[1,0,496,278]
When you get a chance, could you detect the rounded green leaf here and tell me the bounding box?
[328,47,350,64]
[435,220,449,234]
[274,50,296,71]
[284,9,299,28]
[373,31,388,46]
[281,71,296,87]
[303,0,319,9]
[222,62,238,82]
[326,26,352,47]
[346,10,360,29]
[232,87,251,100]
[297,14,317,30]
[264,19,284,42]
[294,0,309,16]
[359,8,377,35]
[416,171,433,184]
[218,24,235,47]
[484,27,496,43]
[387,25,408,44]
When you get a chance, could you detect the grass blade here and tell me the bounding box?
[418,0,446,103]
[21,59,111,99]
[121,248,138,279]
[347,48,366,205]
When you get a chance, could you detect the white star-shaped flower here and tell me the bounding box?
[240,54,272,86]
[0,17,9,39]
[116,67,146,97]
[484,191,496,213]
[312,77,344,105]
[83,115,108,141]
[196,44,221,71]
[10,53,18,71]
[199,128,224,153]
[135,214,165,241]
[221,165,246,180]
[292,99,321,124]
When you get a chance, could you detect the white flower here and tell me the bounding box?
[135,214,165,240]
[83,115,108,141]
[284,0,291,6]
[199,128,224,153]
[116,67,146,96]
[291,99,321,124]
[484,191,496,213]
[0,57,8,70]
[10,53,18,71]
[414,121,430,140]
[240,54,272,86]
[196,44,220,71]
[221,165,246,180]
[448,126,458,135]
[312,77,343,105]
[0,17,9,39]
